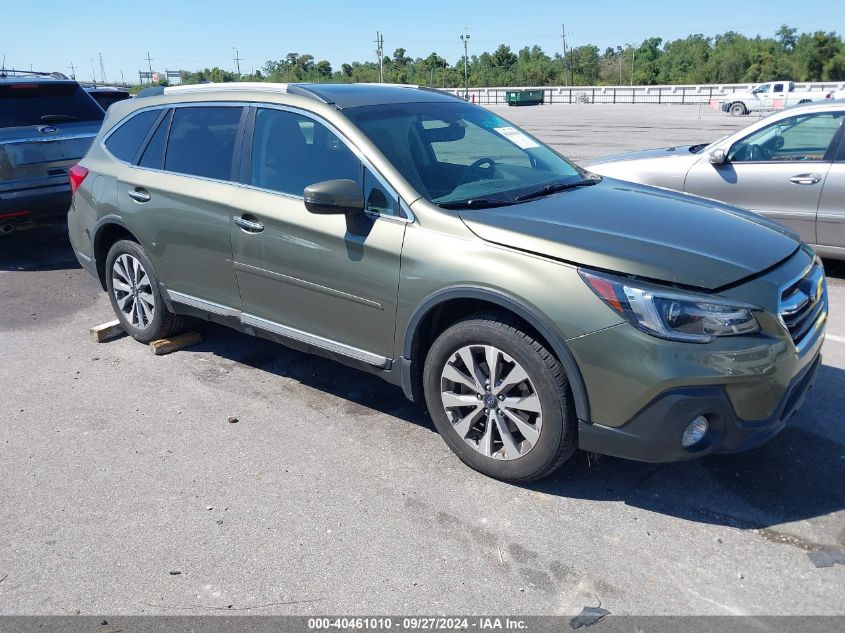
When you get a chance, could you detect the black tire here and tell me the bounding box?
[729,102,747,116]
[105,239,183,343]
[423,314,577,482]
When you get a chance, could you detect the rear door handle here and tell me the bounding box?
[234,216,264,233]
[127,188,151,203]
[789,174,822,185]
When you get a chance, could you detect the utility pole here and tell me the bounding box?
[68,62,76,80]
[120,70,125,87]
[232,47,242,76]
[90,58,96,84]
[616,45,623,85]
[145,52,154,84]
[374,32,384,82]
[561,24,568,86]
[98,52,107,84]
[628,43,635,86]
[460,29,470,99]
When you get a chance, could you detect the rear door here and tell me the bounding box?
[116,104,245,308]
[229,106,406,362]
[685,110,843,243]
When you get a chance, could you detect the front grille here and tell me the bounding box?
[779,262,827,354]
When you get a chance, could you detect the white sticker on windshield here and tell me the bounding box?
[494,126,539,149]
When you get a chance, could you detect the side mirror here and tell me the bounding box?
[303,179,364,215]
[708,149,727,165]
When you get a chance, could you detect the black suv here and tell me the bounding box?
[0,71,104,234]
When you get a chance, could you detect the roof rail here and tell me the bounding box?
[136,82,291,98]
[0,69,69,80]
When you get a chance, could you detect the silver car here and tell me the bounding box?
[588,101,845,259]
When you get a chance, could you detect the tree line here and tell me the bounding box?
[175,26,845,89]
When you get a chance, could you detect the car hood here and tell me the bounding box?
[588,145,701,164]
[459,178,799,290]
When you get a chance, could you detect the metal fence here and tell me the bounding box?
[440,82,845,106]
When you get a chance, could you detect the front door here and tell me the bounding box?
[229,106,406,363]
[685,110,843,244]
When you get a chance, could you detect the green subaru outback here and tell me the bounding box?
[68,83,827,482]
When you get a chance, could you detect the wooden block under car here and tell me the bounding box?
[149,332,203,356]
[90,320,125,343]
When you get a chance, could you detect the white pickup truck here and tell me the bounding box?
[720,81,827,115]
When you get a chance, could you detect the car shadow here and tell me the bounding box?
[186,321,845,534]
[0,223,81,272]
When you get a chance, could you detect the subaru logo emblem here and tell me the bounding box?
[37,125,58,134]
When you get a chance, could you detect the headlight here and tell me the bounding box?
[579,270,759,343]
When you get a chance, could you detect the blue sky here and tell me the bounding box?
[3,0,843,83]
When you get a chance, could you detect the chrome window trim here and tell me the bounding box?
[166,290,390,368]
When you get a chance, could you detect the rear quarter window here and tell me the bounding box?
[0,82,104,127]
[104,109,161,162]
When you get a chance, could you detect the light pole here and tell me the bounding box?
[616,45,622,85]
[626,43,635,86]
[460,31,470,99]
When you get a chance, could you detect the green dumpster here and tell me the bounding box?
[505,89,545,106]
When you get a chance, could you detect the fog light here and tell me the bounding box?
[682,416,709,448]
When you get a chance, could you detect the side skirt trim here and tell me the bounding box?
[166,290,390,369]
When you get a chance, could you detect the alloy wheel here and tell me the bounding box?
[440,344,543,460]
[111,254,155,329]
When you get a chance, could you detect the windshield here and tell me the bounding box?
[0,82,105,128]
[344,101,584,205]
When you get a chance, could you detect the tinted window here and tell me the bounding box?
[165,107,242,180]
[250,108,360,196]
[345,101,581,204]
[88,91,131,110]
[364,169,397,216]
[105,109,160,162]
[139,109,172,169]
[0,82,104,128]
[730,112,844,162]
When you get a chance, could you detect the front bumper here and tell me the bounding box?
[577,352,821,462]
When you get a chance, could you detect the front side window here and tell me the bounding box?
[105,109,160,162]
[165,106,242,180]
[250,108,360,197]
[344,101,583,205]
[364,168,397,216]
[729,112,844,162]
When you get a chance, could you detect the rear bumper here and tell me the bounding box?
[578,352,822,462]
[0,183,71,224]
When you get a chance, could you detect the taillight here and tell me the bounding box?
[69,164,89,194]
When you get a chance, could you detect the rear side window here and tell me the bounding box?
[250,108,360,196]
[0,82,104,128]
[138,109,172,169]
[165,107,242,180]
[104,109,160,162]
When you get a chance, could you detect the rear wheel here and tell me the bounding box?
[423,314,577,482]
[729,102,747,116]
[105,239,182,343]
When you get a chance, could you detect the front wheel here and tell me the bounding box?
[423,314,577,482]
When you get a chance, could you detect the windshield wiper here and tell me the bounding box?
[689,143,709,154]
[514,178,600,202]
[437,198,515,210]
[40,114,79,123]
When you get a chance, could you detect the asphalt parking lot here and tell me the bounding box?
[1,104,843,616]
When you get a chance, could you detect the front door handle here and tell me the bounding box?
[127,188,151,203]
[789,174,822,185]
[234,216,264,233]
